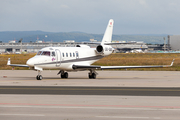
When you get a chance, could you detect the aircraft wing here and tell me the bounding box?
[7,58,29,68]
[72,65,101,70]
[73,59,174,70]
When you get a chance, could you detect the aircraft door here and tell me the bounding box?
[75,51,79,59]
[55,49,61,67]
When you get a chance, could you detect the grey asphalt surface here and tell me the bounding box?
[1,95,180,120]
[1,86,180,96]
[1,70,180,120]
[1,70,180,87]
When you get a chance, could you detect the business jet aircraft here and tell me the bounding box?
[7,19,174,80]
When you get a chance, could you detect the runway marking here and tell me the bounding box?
[0,87,180,92]
[97,116,161,119]
[1,105,180,111]
[0,103,180,109]
[0,114,45,116]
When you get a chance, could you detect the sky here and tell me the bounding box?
[1,0,180,34]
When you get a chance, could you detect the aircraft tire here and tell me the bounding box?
[88,73,92,79]
[89,73,96,79]
[64,72,68,78]
[92,73,96,79]
[61,74,64,78]
[89,75,91,79]
[39,75,43,80]
[36,75,42,80]
[36,75,39,80]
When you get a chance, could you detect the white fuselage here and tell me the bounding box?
[26,45,113,71]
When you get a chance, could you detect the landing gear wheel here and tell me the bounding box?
[36,75,43,80]
[64,72,68,78]
[89,73,96,79]
[61,74,64,78]
[89,74,92,79]
[61,72,68,79]
[92,73,96,79]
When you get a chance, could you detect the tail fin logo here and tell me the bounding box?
[101,19,114,45]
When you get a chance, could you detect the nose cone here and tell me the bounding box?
[26,58,35,67]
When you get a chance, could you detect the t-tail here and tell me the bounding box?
[101,19,114,45]
[96,19,114,56]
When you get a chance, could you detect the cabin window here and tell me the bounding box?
[109,48,112,51]
[37,51,42,55]
[105,47,108,51]
[41,51,50,56]
[73,53,75,57]
[76,52,79,58]
[66,53,68,57]
[62,53,64,57]
[52,52,55,56]
[70,53,72,57]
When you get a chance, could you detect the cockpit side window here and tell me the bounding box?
[37,51,42,55]
[41,51,50,56]
[52,52,55,56]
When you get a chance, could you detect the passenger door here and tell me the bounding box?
[75,51,79,59]
[55,49,61,67]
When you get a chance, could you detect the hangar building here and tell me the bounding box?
[169,35,180,51]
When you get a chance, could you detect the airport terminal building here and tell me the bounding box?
[0,42,148,53]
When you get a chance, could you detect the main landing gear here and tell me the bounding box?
[36,71,43,80]
[57,70,68,79]
[36,70,96,80]
[88,70,97,79]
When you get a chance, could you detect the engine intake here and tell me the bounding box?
[96,45,104,54]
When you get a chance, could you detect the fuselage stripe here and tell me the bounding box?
[34,55,104,66]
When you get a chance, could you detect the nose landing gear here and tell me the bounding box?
[36,75,43,80]
[36,70,43,80]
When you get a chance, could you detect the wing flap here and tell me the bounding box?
[72,65,101,70]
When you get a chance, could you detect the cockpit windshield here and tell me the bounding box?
[36,51,51,56]
[41,51,50,56]
[37,51,43,55]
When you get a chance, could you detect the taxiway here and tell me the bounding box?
[0,70,180,120]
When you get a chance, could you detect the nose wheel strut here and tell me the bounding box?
[36,70,43,80]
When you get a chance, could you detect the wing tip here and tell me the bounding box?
[170,59,175,66]
[7,58,11,65]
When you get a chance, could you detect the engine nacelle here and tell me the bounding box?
[96,45,113,56]
[96,45,103,53]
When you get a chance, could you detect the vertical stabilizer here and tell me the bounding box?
[101,19,114,45]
